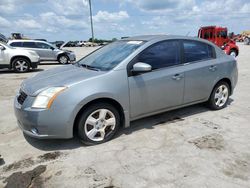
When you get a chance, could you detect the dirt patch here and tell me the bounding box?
[188,133,224,150]
[2,152,63,172]
[197,118,221,129]
[37,152,62,162]
[83,167,116,188]
[3,158,34,172]
[3,165,46,188]
[222,157,250,181]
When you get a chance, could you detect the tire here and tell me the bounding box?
[58,55,69,64]
[208,81,230,110]
[12,57,30,73]
[229,50,237,57]
[77,103,120,145]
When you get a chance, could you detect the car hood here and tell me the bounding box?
[21,65,105,96]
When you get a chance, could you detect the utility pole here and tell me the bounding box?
[88,0,94,42]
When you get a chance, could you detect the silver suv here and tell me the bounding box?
[8,40,76,64]
[0,42,40,73]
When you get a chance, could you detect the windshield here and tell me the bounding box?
[77,40,145,71]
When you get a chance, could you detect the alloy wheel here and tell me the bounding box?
[15,60,28,72]
[214,85,229,107]
[84,109,116,141]
[59,56,68,64]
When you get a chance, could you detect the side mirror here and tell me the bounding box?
[0,46,5,51]
[50,47,55,50]
[132,62,152,74]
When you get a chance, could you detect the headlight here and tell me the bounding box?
[32,87,67,109]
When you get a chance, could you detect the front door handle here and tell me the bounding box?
[209,65,217,72]
[172,74,183,81]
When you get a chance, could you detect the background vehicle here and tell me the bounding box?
[0,33,8,43]
[0,42,40,73]
[14,35,238,145]
[198,26,239,57]
[241,31,250,45]
[8,40,76,64]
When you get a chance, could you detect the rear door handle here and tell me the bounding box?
[209,65,217,71]
[172,74,183,81]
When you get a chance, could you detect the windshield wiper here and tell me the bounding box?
[80,64,100,71]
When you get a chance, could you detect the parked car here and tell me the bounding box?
[14,35,238,145]
[0,42,40,73]
[8,40,76,64]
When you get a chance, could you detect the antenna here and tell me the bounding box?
[186,31,190,36]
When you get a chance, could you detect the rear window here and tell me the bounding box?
[10,42,22,47]
[22,42,37,48]
[183,41,214,63]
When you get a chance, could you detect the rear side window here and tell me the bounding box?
[9,42,22,47]
[22,42,37,48]
[183,41,214,63]
[137,40,181,69]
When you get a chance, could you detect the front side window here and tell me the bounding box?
[137,40,181,70]
[22,42,37,48]
[183,40,214,63]
[36,42,52,49]
[77,40,145,71]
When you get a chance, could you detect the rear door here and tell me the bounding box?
[182,40,218,104]
[128,40,185,118]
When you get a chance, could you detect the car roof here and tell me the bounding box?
[122,35,217,46]
[9,40,47,43]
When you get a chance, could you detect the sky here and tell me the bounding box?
[1,0,250,41]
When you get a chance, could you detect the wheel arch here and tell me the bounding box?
[57,52,68,61]
[10,55,31,68]
[73,97,125,136]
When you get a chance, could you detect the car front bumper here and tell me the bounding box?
[30,61,40,69]
[14,92,73,139]
[68,53,76,62]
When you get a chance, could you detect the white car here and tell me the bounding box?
[0,42,40,73]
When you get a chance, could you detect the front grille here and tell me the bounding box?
[17,90,27,105]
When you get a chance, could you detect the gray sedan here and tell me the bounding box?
[14,35,238,145]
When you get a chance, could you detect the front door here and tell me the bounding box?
[128,40,185,119]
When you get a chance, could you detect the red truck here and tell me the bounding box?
[198,26,239,57]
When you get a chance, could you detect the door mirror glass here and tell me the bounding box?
[0,46,5,51]
[132,62,152,73]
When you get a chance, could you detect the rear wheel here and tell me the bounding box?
[58,55,69,64]
[77,103,120,145]
[208,81,230,110]
[12,57,30,73]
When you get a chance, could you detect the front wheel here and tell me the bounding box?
[229,50,237,58]
[12,58,30,73]
[77,103,120,145]
[58,55,69,64]
[208,81,230,110]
